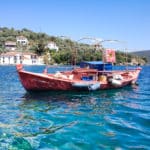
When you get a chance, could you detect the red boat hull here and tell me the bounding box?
[17,71,74,91]
[16,64,141,91]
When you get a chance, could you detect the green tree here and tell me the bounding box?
[35,40,45,56]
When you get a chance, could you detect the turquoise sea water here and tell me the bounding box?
[0,65,149,150]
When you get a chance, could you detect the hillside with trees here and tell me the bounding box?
[0,27,147,65]
[131,50,150,64]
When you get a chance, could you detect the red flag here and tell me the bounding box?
[103,49,116,63]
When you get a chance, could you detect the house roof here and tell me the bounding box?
[48,41,55,43]
[16,36,28,40]
[5,41,16,46]
[0,52,37,57]
[0,52,21,56]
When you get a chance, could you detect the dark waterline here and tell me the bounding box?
[0,65,150,149]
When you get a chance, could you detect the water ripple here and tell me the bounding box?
[0,65,150,149]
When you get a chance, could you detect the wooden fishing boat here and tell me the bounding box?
[16,63,141,91]
[16,38,142,91]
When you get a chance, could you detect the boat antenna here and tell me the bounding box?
[125,45,128,70]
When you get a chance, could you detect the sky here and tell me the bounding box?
[0,0,150,51]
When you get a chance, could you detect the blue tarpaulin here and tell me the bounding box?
[80,61,112,71]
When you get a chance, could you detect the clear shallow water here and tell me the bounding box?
[0,65,149,150]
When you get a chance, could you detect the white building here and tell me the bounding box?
[5,41,17,51]
[45,41,59,51]
[0,52,42,65]
[16,36,29,46]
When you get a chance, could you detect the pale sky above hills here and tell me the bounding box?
[1,0,150,51]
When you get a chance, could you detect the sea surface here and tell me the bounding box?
[0,65,149,150]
